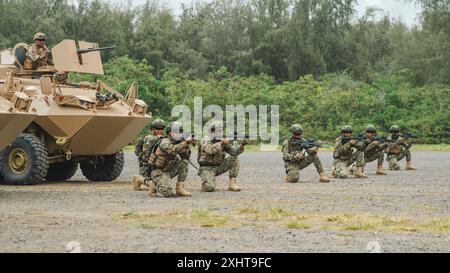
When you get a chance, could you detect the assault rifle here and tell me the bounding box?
[212,132,258,143]
[400,133,418,139]
[341,134,366,145]
[372,136,393,143]
[292,139,324,150]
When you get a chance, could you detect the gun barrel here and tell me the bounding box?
[77,46,116,54]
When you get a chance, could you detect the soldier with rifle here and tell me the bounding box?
[282,124,330,183]
[348,125,391,176]
[332,125,367,179]
[132,119,166,195]
[149,122,194,198]
[386,125,417,171]
[197,121,248,192]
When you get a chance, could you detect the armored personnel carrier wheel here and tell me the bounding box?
[80,150,124,182]
[45,160,78,181]
[0,134,49,185]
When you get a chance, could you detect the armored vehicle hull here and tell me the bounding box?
[0,40,152,185]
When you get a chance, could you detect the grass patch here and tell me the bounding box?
[135,223,156,229]
[200,216,230,228]
[286,222,311,230]
[190,208,211,219]
[421,218,450,232]
[121,211,139,220]
[115,208,450,234]
[344,223,374,231]
[238,207,259,214]
[267,208,295,221]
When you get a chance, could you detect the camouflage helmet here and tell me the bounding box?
[33,32,48,41]
[165,121,184,135]
[365,125,377,133]
[209,120,224,132]
[290,124,304,134]
[151,119,166,130]
[390,125,401,133]
[341,125,353,133]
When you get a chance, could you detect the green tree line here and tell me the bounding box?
[1,0,449,85]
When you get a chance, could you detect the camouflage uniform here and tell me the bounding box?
[362,134,387,167]
[151,137,191,197]
[385,136,413,170]
[333,136,364,179]
[24,44,50,70]
[198,136,244,192]
[282,137,325,183]
[139,134,162,181]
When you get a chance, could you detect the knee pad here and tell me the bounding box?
[202,184,216,192]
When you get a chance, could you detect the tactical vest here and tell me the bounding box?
[198,140,226,167]
[386,136,402,155]
[151,138,180,171]
[333,136,354,160]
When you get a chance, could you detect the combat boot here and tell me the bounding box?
[319,172,330,183]
[228,178,241,192]
[331,166,337,178]
[348,165,355,175]
[148,180,157,197]
[354,167,368,179]
[132,175,145,191]
[176,182,192,197]
[406,161,417,171]
[376,165,387,175]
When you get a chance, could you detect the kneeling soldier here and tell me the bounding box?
[362,125,388,175]
[282,124,330,183]
[198,121,246,192]
[332,125,366,179]
[150,122,194,198]
[133,119,166,195]
[386,125,417,171]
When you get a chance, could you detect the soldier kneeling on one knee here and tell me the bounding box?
[385,125,416,171]
[149,122,194,198]
[282,124,330,183]
[332,125,367,179]
[348,125,388,176]
[198,121,246,192]
[133,119,166,196]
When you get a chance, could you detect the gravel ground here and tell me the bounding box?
[0,151,449,253]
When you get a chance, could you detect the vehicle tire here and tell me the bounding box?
[0,133,49,185]
[45,160,78,181]
[80,150,124,182]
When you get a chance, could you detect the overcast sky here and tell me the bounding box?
[124,0,421,26]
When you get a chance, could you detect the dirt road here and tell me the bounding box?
[1,151,449,253]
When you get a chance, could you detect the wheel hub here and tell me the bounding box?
[9,148,28,174]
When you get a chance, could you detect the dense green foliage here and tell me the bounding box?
[71,56,450,143]
[1,0,449,143]
[1,0,449,85]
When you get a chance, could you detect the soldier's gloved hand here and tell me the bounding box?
[294,153,304,162]
[350,140,357,146]
[241,139,249,146]
[310,146,319,154]
[372,141,380,146]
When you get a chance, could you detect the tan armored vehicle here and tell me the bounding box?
[0,40,152,185]
[0,49,37,178]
